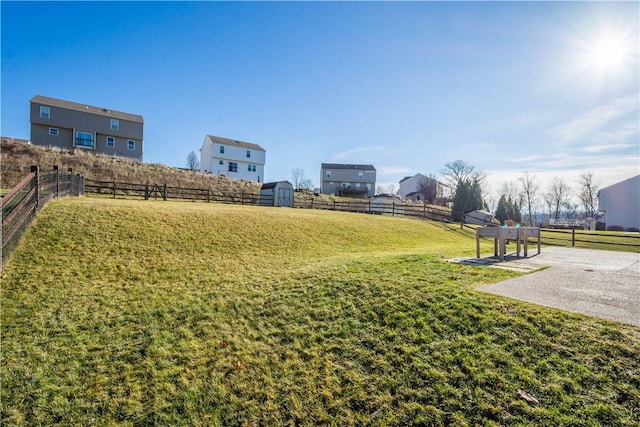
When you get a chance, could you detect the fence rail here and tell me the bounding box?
[539,228,640,249]
[1,166,84,267]
[85,178,457,222]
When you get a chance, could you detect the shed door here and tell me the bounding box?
[278,187,292,207]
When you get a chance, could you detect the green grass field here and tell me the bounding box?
[2,198,639,426]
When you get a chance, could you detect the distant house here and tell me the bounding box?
[260,181,294,207]
[200,135,266,182]
[320,163,376,198]
[598,175,640,231]
[29,95,144,161]
[398,173,446,203]
[464,210,496,226]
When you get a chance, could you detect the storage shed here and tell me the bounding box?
[261,181,294,207]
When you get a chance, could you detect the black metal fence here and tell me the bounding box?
[1,166,84,267]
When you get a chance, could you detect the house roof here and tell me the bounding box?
[321,163,376,171]
[206,135,265,152]
[30,95,144,123]
[399,173,426,184]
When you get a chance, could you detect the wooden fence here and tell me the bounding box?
[1,166,84,267]
[84,178,459,223]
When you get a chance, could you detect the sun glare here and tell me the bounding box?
[589,36,628,71]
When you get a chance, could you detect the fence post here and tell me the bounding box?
[392,202,395,216]
[572,228,575,247]
[241,192,245,205]
[163,184,167,201]
[207,188,210,203]
[113,180,117,199]
[31,165,40,211]
[423,203,426,220]
[311,198,314,209]
[144,182,149,200]
[53,165,60,197]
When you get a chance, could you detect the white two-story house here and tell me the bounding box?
[200,135,266,182]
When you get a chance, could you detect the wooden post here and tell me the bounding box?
[163,184,167,201]
[572,228,575,247]
[53,165,60,197]
[113,180,117,199]
[207,188,210,203]
[31,165,40,210]
[311,198,314,209]
[241,192,245,205]
[476,229,481,258]
[144,182,149,200]
[392,202,395,216]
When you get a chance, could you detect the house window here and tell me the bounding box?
[252,165,256,172]
[110,119,119,130]
[342,183,351,189]
[49,128,59,136]
[329,182,334,187]
[220,146,225,154]
[248,164,252,171]
[355,183,361,189]
[219,160,224,165]
[128,140,135,150]
[325,171,331,178]
[40,106,50,119]
[228,162,238,173]
[75,132,94,148]
[247,164,256,172]
[106,136,115,147]
[246,150,251,158]
[358,171,364,179]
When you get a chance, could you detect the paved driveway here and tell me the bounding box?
[480,247,640,326]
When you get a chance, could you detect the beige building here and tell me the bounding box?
[320,163,376,198]
[30,95,144,161]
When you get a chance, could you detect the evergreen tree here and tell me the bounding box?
[495,195,508,224]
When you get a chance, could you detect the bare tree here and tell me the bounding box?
[186,150,200,171]
[578,171,600,218]
[299,178,314,191]
[441,160,486,218]
[291,168,306,190]
[416,174,439,204]
[545,177,571,220]
[519,171,539,226]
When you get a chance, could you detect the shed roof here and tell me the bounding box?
[261,181,292,190]
[30,95,144,123]
[206,135,265,152]
[321,163,376,171]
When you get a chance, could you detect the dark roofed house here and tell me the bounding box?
[320,163,376,198]
[29,95,144,161]
[200,134,266,182]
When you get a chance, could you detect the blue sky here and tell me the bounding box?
[2,1,638,202]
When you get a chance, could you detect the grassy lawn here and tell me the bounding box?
[2,198,639,426]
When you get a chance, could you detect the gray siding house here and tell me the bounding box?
[30,95,144,161]
[320,163,376,198]
[598,175,640,231]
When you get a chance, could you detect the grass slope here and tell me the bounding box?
[2,198,639,426]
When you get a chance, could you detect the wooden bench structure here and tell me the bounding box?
[476,227,541,261]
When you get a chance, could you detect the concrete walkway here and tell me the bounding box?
[478,247,640,327]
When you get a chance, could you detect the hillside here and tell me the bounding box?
[2,199,639,426]
[0,139,261,194]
